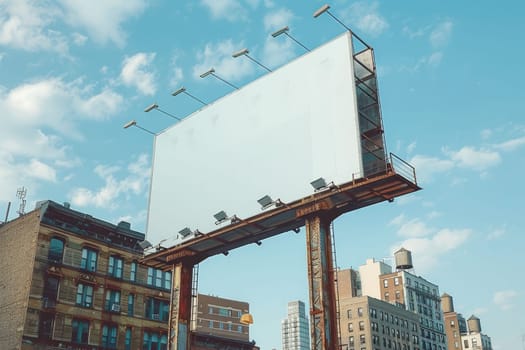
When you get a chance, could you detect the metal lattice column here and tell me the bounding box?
[305,215,339,350]
[169,261,193,350]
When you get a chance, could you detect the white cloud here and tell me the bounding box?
[262,36,295,69]
[397,218,432,238]
[0,0,68,54]
[430,20,453,48]
[409,154,454,182]
[493,290,518,311]
[193,39,253,81]
[427,51,443,66]
[487,227,505,240]
[406,141,417,154]
[494,136,525,152]
[58,0,147,46]
[340,2,388,37]
[69,154,150,209]
[263,8,294,31]
[71,32,88,46]
[169,55,184,88]
[120,52,157,95]
[480,129,492,140]
[200,0,248,22]
[446,146,501,171]
[402,25,429,39]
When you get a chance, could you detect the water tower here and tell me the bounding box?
[394,247,413,270]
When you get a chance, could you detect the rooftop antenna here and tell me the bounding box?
[16,187,27,216]
[3,202,11,223]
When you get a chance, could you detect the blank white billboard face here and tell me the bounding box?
[147,32,362,245]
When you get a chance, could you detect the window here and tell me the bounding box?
[385,292,390,301]
[76,283,93,308]
[102,324,118,349]
[148,268,171,289]
[39,313,54,339]
[360,334,366,344]
[105,289,121,312]
[359,321,365,331]
[395,291,401,300]
[125,327,132,350]
[72,319,89,344]
[358,307,363,317]
[130,261,137,282]
[108,255,123,279]
[43,277,59,308]
[128,293,135,316]
[394,277,400,286]
[349,336,354,346]
[48,237,65,263]
[384,279,389,288]
[146,298,169,322]
[80,247,98,272]
[347,309,352,319]
[348,323,353,332]
[143,331,168,350]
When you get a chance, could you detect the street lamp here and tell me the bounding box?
[271,26,310,52]
[200,68,239,90]
[232,48,272,72]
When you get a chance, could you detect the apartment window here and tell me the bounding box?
[164,271,172,289]
[76,283,93,308]
[108,255,123,279]
[72,319,89,344]
[148,268,171,289]
[394,277,400,286]
[130,261,137,282]
[80,247,98,272]
[359,321,365,331]
[125,327,132,350]
[348,323,353,332]
[395,291,401,300]
[347,309,352,319]
[385,292,390,301]
[43,276,59,308]
[360,334,366,344]
[384,279,389,288]
[105,289,121,312]
[128,293,135,316]
[146,298,169,322]
[39,313,54,339]
[450,320,455,327]
[48,237,65,263]
[143,331,168,350]
[102,324,118,349]
[358,307,363,317]
[349,336,354,346]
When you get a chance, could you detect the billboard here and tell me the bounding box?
[147,32,363,245]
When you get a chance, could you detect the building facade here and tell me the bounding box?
[339,296,421,350]
[281,300,310,350]
[0,200,172,350]
[193,294,250,342]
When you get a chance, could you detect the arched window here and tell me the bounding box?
[48,237,65,263]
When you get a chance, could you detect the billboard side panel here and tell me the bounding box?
[147,33,362,244]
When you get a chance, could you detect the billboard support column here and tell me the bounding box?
[168,261,193,350]
[305,214,339,350]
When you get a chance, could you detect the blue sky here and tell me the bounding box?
[1,1,524,349]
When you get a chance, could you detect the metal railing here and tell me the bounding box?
[389,153,417,185]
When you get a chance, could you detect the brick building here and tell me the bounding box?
[0,200,172,350]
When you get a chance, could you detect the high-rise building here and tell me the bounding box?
[339,295,421,350]
[441,293,493,350]
[0,200,171,350]
[282,300,310,350]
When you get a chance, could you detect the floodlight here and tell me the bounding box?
[313,4,331,18]
[232,48,249,58]
[257,195,273,208]
[172,86,208,106]
[271,26,289,37]
[232,48,272,72]
[200,68,239,90]
[240,313,254,325]
[310,177,328,190]
[138,240,152,249]
[144,103,158,112]
[179,227,192,238]
[223,251,229,256]
[214,211,228,222]
[255,241,262,246]
[123,120,137,129]
[271,25,310,52]
[293,228,301,233]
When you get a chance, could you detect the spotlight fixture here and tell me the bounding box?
[144,103,158,113]
[138,240,153,249]
[123,120,156,135]
[313,4,331,18]
[144,103,181,121]
[310,177,337,192]
[293,228,301,233]
[171,86,207,106]
[271,26,310,52]
[232,48,272,72]
[200,68,239,90]
[179,227,193,238]
[257,195,284,210]
[222,251,229,256]
[255,241,262,246]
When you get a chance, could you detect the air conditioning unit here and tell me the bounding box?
[111,303,121,312]
[152,314,160,321]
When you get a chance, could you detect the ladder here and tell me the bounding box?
[190,264,199,331]
[330,222,342,349]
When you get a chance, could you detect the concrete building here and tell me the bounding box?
[282,300,310,350]
[193,294,250,342]
[0,200,171,350]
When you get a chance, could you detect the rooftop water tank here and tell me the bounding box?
[467,315,481,333]
[441,293,454,313]
[394,247,413,270]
